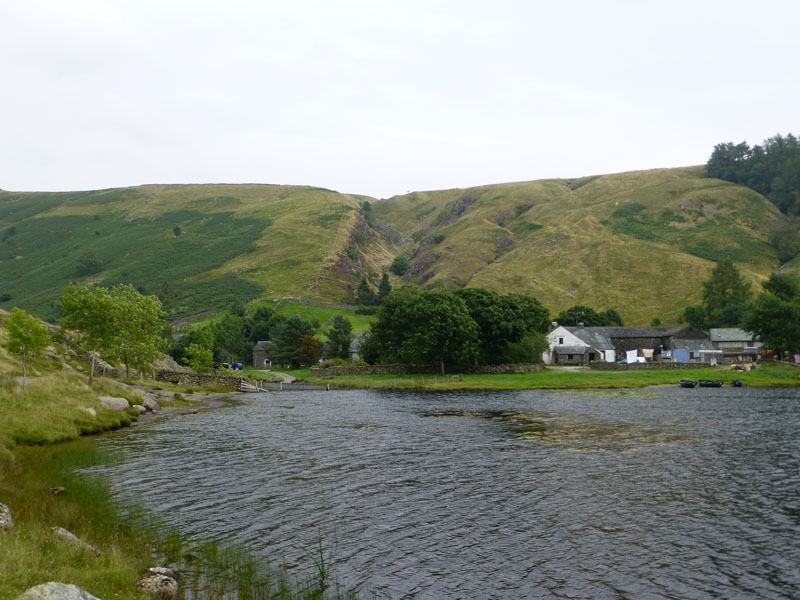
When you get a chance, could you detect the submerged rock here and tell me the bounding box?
[135,573,178,599]
[0,502,13,531]
[15,582,102,599]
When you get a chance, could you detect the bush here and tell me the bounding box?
[390,256,409,276]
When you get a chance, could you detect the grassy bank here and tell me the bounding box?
[0,362,359,598]
[308,364,800,391]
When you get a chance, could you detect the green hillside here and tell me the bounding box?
[373,167,784,324]
[0,167,788,325]
[0,185,392,320]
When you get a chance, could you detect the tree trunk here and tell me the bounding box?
[22,345,27,394]
[440,356,445,376]
[89,347,96,386]
[125,351,130,380]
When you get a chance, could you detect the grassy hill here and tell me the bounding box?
[0,184,394,321]
[373,166,784,324]
[0,167,788,325]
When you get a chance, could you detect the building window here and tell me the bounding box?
[558,337,564,345]
[568,354,573,360]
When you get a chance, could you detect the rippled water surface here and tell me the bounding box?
[95,388,800,599]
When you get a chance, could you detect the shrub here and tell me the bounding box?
[390,256,409,276]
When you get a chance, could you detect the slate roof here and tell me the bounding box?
[709,328,758,342]
[565,328,615,350]
[553,345,594,355]
[670,338,713,352]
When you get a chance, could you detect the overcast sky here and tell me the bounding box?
[1,1,798,199]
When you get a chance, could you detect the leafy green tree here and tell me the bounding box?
[601,308,624,326]
[397,291,479,374]
[5,307,51,393]
[389,256,409,276]
[245,305,278,342]
[297,335,324,365]
[702,257,751,325]
[742,273,800,359]
[103,284,167,379]
[271,315,315,367]
[762,272,800,302]
[650,317,662,326]
[61,283,117,385]
[327,315,353,359]
[556,305,607,326]
[505,293,551,335]
[211,312,250,362]
[182,342,214,373]
[362,285,423,364]
[681,305,707,329]
[504,333,548,364]
[168,325,214,366]
[378,272,392,304]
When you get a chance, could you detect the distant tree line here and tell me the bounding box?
[706,133,800,262]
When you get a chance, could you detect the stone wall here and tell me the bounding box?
[588,361,713,371]
[156,370,243,390]
[309,363,544,377]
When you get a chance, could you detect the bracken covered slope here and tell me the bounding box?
[0,167,788,324]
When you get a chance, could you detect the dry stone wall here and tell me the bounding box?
[156,370,243,389]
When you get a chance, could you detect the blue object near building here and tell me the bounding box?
[673,349,690,363]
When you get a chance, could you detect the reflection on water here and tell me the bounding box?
[94,388,800,599]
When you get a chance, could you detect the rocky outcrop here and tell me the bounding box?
[15,582,102,600]
[0,502,13,531]
[135,573,178,600]
[98,396,130,411]
[50,526,100,554]
[142,393,161,412]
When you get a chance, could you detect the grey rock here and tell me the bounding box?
[15,582,102,600]
[142,393,161,412]
[49,487,67,495]
[132,404,147,415]
[98,396,130,411]
[50,526,100,554]
[147,566,178,580]
[135,573,178,599]
[0,502,13,531]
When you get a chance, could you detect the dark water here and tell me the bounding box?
[94,388,800,599]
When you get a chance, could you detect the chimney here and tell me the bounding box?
[577,322,584,328]
[551,321,558,328]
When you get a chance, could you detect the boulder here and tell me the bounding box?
[98,396,130,411]
[135,574,178,600]
[0,502,13,531]
[15,582,102,600]
[49,487,67,495]
[132,404,147,415]
[147,566,178,580]
[142,393,161,412]
[50,526,100,554]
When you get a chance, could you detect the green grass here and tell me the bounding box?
[309,364,800,391]
[274,301,375,337]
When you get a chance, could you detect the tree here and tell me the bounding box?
[211,312,250,362]
[182,342,214,373]
[397,291,479,374]
[356,277,376,306]
[702,257,751,325]
[245,305,278,342]
[297,335,324,365]
[601,308,624,326]
[650,317,662,326]
[270,315,315,367]
[742,273,800,359]
[378,273,392,304]
[61,283,116,385]
[556,305,607,326]
[681,305,707,330]
[327,315,353,359]
[104,284,167,379]
[389,256,409,276]
[5,307,51,393]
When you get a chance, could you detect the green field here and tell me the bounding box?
[309,364,800,391]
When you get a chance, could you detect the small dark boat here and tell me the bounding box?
[731,379,743,387]
[698,379,724,388]
[679,379,697,388]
